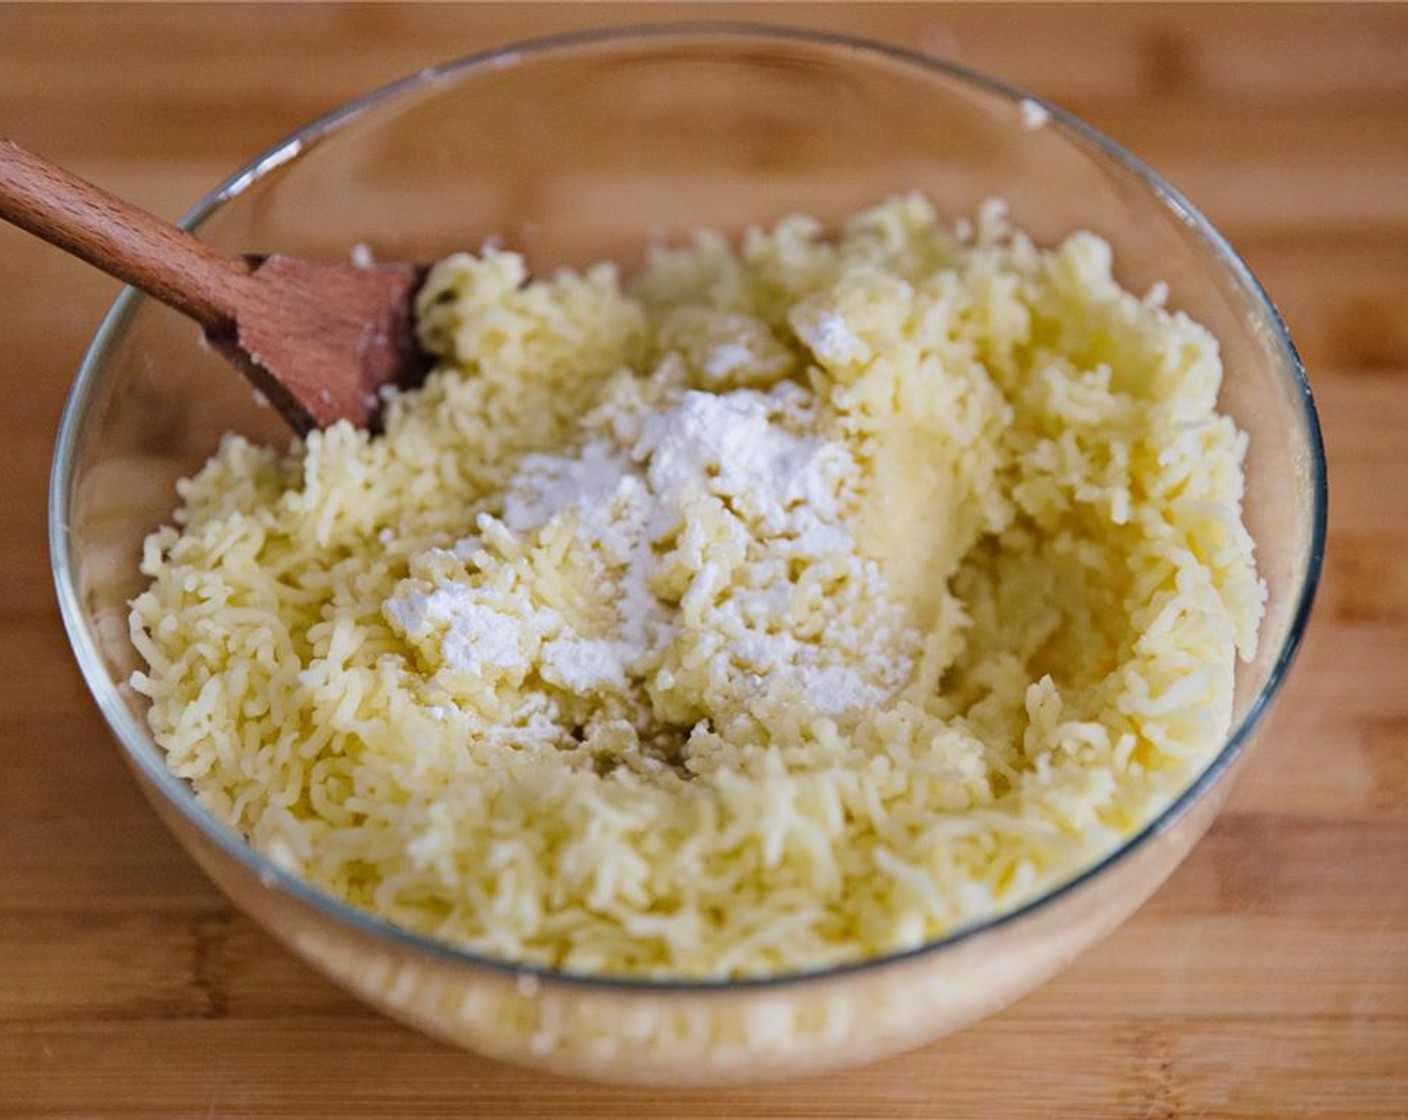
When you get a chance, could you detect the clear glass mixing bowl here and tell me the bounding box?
[49,25,1326,1085]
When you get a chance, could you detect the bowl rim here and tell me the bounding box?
[49,21,1328,994]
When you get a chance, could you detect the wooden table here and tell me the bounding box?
[2,5,1405,1116]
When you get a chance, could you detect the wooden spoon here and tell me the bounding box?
[0,139,429,434]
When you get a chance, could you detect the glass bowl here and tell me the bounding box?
[50,25,1326,1086]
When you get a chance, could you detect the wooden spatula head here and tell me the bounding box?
[223,256,430,434]
[0,140,433,436]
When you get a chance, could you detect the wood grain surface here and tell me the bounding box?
[1,4,1405,1117]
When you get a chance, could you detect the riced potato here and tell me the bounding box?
[131,196,1264,978]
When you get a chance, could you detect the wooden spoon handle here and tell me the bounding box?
[0,139,251,333]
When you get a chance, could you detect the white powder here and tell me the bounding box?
[792,310,866,365]
[440,605,524,676]
[635,390,848,535]
[384,585,550,677]
[705,537,916,717]
[702,341,754,383]
[499,439,666,693]
[388,370,916,713]
[540,637,633,692]
[503,442,634,540]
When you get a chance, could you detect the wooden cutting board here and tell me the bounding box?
[1,5,1405,1117]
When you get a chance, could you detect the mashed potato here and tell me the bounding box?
[130,196,1264,978]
